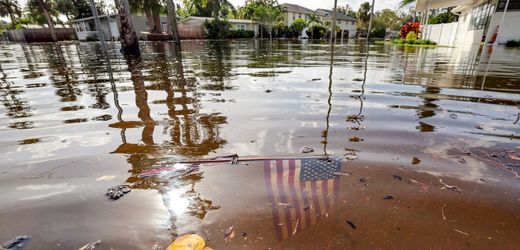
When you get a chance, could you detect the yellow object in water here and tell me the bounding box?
[166,234,212,250]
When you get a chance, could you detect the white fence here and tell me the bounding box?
[422,22,459,46]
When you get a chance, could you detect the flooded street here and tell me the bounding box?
[0,40,519,249]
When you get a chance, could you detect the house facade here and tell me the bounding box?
[281,4,357,38]
[416,0,520,47]
[281,3,315,26]
[315,9,357,38]
[178,17,259,39]
[69,14,168,41]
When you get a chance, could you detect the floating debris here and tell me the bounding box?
[383,195,394,200]
[301,147,315,153]
[346,220,357,230]
[224,226,235,244]
[167,234,207,250]
[475,124,485,130]
[412,157,421,165]
[454,229,469,236]
[78,240,101,250]
[334,171,352,176]
[392,175,402,181]
[292,219,299,236]
[303,203,312,211]
[105,185,131,200]
[265,89,272,93]
[311,78,321,81]
[439,179,462,193]
[1,235,31,250]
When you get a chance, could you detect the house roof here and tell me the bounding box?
[180,16,258,24]
[68,14,119,23]
[315,9,357,21]
[415,0,477,12]
[280,3,314,14]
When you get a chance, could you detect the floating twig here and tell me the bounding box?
[454,229,469,236]
[441,206,446,220]
[346,220,357,230]
[292,219,299,236]
[439,179,462,193]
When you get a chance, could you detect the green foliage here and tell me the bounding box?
[203,18,230,39]
[290,18,306,34]
[306,25,326,39]
[505,40,520,47]
[370,26,386,38]
[356,2,371,29]
[180,0,235,18]
[0,0,22,28]
[429,11,457,24]
[393,38,437,46]
[405,31,417,40]
[337,4,356,18]
[227,29,254,38]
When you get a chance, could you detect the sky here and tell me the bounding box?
[228,0,405,12]
[3,0,406,22]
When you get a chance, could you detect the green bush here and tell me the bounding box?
[505,40,520,47]
[405,31,417,40]
[392,38,437,46]
[227,29,255,38]
[306,25,327,39]
[370,27,386,38]
[204,18,231,39]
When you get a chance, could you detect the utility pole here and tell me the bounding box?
[115,0,140,55]
[89,0,108,52]
[330,0,338,44]
[366,0,375,41]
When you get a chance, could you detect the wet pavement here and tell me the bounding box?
[0,40,519,249]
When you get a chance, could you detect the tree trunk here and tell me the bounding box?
[153,12,162,33]
[115,0,140,55]
[40,1,57,42]
[8,11,16,29]
[144,9,154,32]
[167,0,180,43]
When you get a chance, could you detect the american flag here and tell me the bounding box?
[264,157,342,241]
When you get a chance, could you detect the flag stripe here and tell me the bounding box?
[264,158,341,241]
[264,160,283,240]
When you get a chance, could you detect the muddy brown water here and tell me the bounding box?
[0,40,519,249]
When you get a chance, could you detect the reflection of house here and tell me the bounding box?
[315,9,357,38]
[416,0,520,47]
[69,13,168,41]
[178,17,259,39]
[281,3,315,26]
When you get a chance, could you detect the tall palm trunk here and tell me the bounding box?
[167,0,180,43]
[8,11,16,29]
[40,1,57,41]
[115,0,140,54]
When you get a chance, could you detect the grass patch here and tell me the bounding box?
[392,38,437,46]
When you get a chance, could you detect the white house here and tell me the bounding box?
[178,17,259,38]
[281,3,315,26]
[416,0,520,47]
[315,9,357,38]
[69,14,168,41]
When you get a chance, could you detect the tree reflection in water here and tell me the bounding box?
[110,43,227,235]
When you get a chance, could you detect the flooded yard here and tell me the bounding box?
[0,40,519,249]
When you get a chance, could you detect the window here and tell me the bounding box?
[497,0,520,11]
[236,24,246,30]
[469,1,494,30]
[299,14,301,18]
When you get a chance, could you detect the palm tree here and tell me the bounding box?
[27,0,58,41]
[306,14,322,27]
[356,2,371,29]
[254,3,284,41]
[56,0,79,21]
[129,0,163,33]
[399,0,415,8]
[0,0,22,29]
[185,0,235,18]
[115,0,140,54]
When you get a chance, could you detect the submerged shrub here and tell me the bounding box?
[204,18,231,39]
[505,40,520,47]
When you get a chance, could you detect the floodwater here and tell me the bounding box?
[0,40,519,249]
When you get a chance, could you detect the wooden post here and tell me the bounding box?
[115,0,140,55]
[330,0,338,44]
[167,0,180,43]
